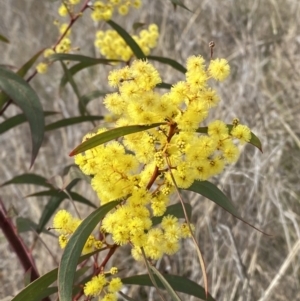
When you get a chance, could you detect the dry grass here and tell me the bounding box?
[0,0,300,300]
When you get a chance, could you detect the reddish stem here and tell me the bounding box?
[0,198,51,301]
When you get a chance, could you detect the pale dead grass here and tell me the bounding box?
[0,0,300,300]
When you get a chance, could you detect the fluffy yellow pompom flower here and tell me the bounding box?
[132,0,142,9]
[36,62,48,74]
[186,55,206,72]
[53,210,73,233]
[108,277,123,293]
[58,234,68,248]
[58,4,68,16]
[84,274,107,297]
[102,293,117,301]
[208,58,230,81]
[118,4,129,15]
[110,267,118,275]
[59,23,71,36]
[43,48,55,58]
[231,124,251,144]
[208,120,228,139]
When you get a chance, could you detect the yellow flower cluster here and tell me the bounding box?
[73,56,251,260]
[84,273,122,300]
[91,0,142,21]
[53,210,103,254]
[58,0,81,17]
[94,24,159,61]
[36,23,72,74]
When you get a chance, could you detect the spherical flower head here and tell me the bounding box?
[147,228,164,245]
[110,267,118,275]
[108,277,123,293]
[131,246,143,261]
[131,60,162,90]
[102,8,113,21]
[149,23,158,33]
[94,240,103,249]
[161,215,178,230]
[222,141,240,163]
[53,210,73,233]
[208,120,228,139]
[132,0,142,9]
[201,88,220,108]
[84,274,107,297]
[58,4,68,16]
[107,69,122,87]
[43,48,55,58]
[36,62,48,74]
[208,58,230,81]
[145,244,164,260]
[180,223,195,238]
[59,23,71,36]
[208,156,225,176]
[186,55,206,73]
[163,240,180,255]
[102,293,117,301]
[118,4,129,15]
[58,234,68,249]
[230,124,251,144]
[83,235,96,254]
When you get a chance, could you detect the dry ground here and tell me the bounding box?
[0,0,300,300]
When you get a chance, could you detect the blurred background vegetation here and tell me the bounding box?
[0,0,299,300]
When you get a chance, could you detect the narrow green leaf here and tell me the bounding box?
[33,287,58,301]
[185,180,239,217]
[60,61,81,99]
[0,50,44,109]
[152,203,192,226]
[45,115,103,131]
[0,173,53,189]
[58,201,120,301]
[0,111,57,135]
[118,292,137,301]
[18,49,45,78]
[79,90,107,116]
[60,62,95,87]
[150,266,182,301]
[0,50,43,108]
[0,67,44,166]
[170,0,191,11]
[147,55,187,73]
[156,82,172,89]
[49,53,119,64]
[63,165,91,185]
[24,269,32,287]
[196,125,263,152]
[186,180,270,234]
[26,190,96,208]
[122,274,216,301]
[11,251,101,301]
[60,61,93,117]
[69,123,165,156]
[60,61,91,117]
[16,217,55,236]
[0,33,9,43]
[107,20,146,59]
[36,180,79,233]
[132,22,145,31]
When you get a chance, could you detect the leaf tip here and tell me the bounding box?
[69,150,75,157]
